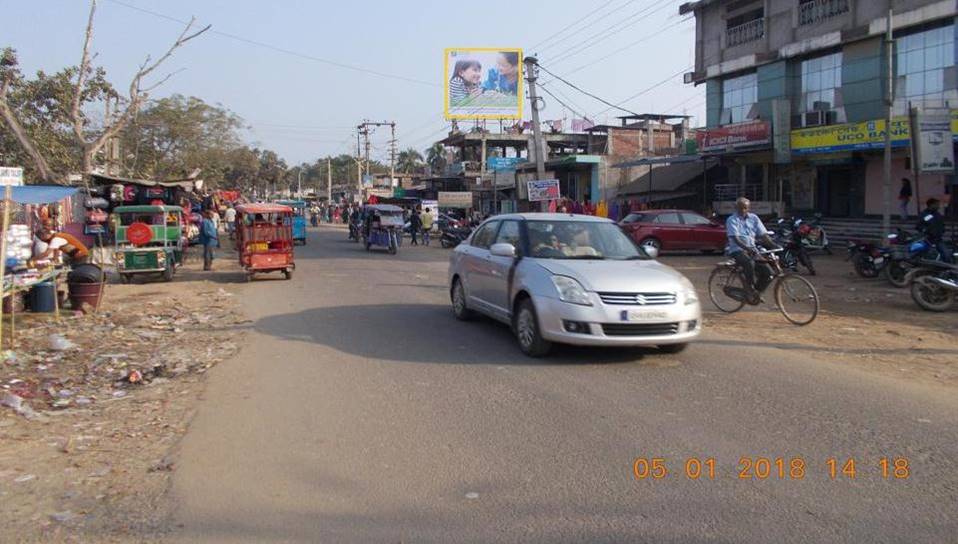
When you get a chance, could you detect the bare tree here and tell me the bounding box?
[0,0,209,183]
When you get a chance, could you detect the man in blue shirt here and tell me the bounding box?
[726,197,776,299]
[199,210,219,271]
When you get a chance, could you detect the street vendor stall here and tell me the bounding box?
[0,184,99,347]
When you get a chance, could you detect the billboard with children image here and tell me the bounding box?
[444,48,523,120]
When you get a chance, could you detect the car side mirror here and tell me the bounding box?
[490,243,516,258]
[644,246,659,259]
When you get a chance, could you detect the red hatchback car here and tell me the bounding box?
[619,209,727,253]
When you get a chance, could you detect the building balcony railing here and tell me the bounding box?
[798,0,850,26]
[726,18,765,47]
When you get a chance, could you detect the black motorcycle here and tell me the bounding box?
[772,218,816,275]
[440,225,473,248]
[846,239,890,279]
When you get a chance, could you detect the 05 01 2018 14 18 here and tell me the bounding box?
[631,457,911,481]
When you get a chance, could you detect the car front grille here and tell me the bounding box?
[601,322,680,337]
[597,292,676,305]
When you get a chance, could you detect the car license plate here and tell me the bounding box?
[873,257,884,264]
[621,310,668,321]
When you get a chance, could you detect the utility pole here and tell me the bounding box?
[327,157,332,202]
[524,56,547,211]
[297,169,302,197]
[389,122,396,186]
[882,9,894,244]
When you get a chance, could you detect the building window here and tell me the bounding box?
[798,0,850,27]
[721,72,758,124]
[726,8,765,47]
[801,51,844,118]
[895,24,957,113]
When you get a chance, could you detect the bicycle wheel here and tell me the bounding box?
[774,274,819,325]
[708,266,746,313]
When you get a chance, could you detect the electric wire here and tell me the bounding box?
[530,0,633,54]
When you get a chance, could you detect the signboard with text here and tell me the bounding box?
[438,191,474,208]
[696,121,771,153]
[791,110,958,155]
[0,167,24,186]
[487,156,525,171]
[526,179,560,202]
[912,108,955,173]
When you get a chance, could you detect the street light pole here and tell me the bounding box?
[882,9,894,244]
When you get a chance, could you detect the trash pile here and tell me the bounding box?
[0,288,242,418]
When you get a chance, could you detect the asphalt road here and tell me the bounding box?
[169,225,958,543]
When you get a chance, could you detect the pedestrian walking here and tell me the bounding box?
[421,207,434,246]
[899,178,913,220]
[199,210,219,271]
[409,206,422,245]
[224,204,237,240]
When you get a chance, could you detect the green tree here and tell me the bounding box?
[425,143,446,175]
[396,147,424,173]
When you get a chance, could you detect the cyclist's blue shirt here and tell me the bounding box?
[726,212,767,254]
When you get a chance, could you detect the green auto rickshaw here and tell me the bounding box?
[113,205,185,282]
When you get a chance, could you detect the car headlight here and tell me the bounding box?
[680,278,699,305]
[551,275,593,306]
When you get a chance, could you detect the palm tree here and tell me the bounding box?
[425,143,446,174]
[396,148,424,173]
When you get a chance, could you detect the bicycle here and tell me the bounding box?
[707,248,820,326]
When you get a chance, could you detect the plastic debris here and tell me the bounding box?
[48,334,77,351]
[14,474,36,483]
[1,392,37,419]
[126,369,143,384]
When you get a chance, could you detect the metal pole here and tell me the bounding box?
[494,168,498,214]
[327,157,332,202]
[297,169,302,196]
[0,185,11,346]
[882,8,894,243]
[524,56,547,211]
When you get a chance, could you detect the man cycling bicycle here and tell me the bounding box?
[726,197,779,301]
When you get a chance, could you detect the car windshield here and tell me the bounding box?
[526,220,649,260]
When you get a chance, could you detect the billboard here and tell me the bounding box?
[0,167,24,186]
[696,121,771,153]
[438,191,473,208]
[527,179,560,202]
[911,108,955,173]
[444,48,523,120]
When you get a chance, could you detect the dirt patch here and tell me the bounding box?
[669,253,958,387]
[0,253,247,542]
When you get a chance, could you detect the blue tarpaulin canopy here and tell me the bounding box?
[8,185,79,205]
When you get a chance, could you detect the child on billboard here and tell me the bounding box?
[449,60,482,105]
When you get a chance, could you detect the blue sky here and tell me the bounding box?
[5,0,703,165]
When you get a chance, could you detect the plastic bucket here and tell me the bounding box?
[68,281,104,313]
[29,282,57,313]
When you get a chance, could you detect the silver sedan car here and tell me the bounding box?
[448,213,702,356]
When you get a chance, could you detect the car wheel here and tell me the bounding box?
[639,237,661,252]
[659,343,688,354]
[451,278,474,320]
[514,298,551,357]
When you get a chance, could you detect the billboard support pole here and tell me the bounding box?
[524,56,547,212]
[882,9,894,244]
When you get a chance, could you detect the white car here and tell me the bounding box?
[448,213,702,356]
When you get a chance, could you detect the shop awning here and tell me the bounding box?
[8,185,79,205]
[612,154,709,168]
[616,161,717,196]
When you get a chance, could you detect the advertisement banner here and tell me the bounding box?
[526,179,560,202]
[912,108,955,173]
[791,110,958,155]
[696,121,771,153]
[487,156,525,171]
[444,48,523,120]
[438,191,473,208]
[0,167,24,186]
[420,199,439,228]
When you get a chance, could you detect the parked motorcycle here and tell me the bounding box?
[910,260,958,312]
[791,214,831,255]
[773,218,816,275]
[846,239,890,279]
[440,226,472,248]
[885,229,943,288]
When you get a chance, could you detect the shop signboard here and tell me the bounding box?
[696,121,771,153]
[420,199,439,225]
[911,108,955,173]
[444,48,523,120]
[526,179,560,202]
[0,167,24,186]
[792,111,958,155]
[487,156,525,171]
[438,191,473,208]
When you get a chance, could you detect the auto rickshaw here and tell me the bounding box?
[113,205,185,283]
[235,203,295,281]
[276,199,307,245]
[361,204,404,255]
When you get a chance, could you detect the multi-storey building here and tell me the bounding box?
[681,0,957,218]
